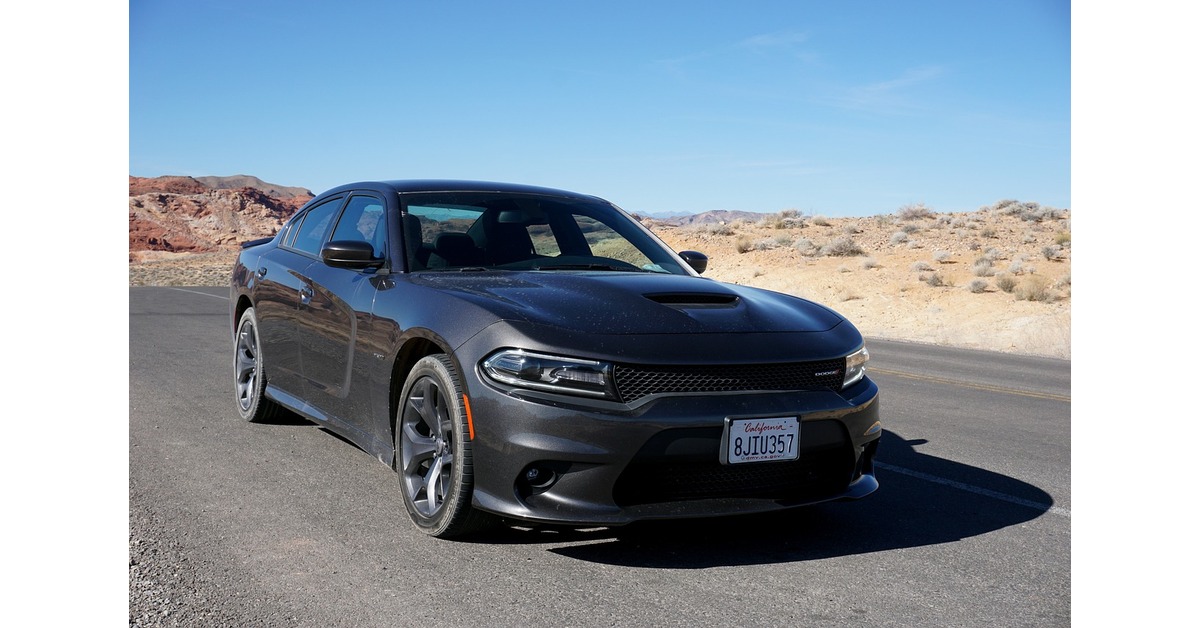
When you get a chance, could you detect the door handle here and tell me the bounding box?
[299,284,314,305]
[257,267,268,278]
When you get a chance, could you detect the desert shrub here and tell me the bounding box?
[735,235,754,253]
[923,273,945,287]
[842,223,861,235]
[995,200,1032,217]
[1041,245,1062,260]
[967,241,981,251]
[812,216,831,227]
[896,203,933,220]
[1055,273,1071,290]
[993,199,1021,213]
[1015,275,1055,302]
[890,232,909,245]
[972,258,994,277]
[1025,205,1065,222]
[861,257,879,269]
[819,236,864,257]
[1055,230,1071,245]
[933,250,952,264]
[911,261,932,272]
[774,234,794,247]
[981,226,997,239]
[950,217,967,229]
[1008,260,1025,275]
[759,212,803,230]
[700,223,735,236]
[838,265,851,273]
[967,279,988,293]
[995,273,1018,293]
[900,223,921,234]
[755,215,778,229]
[753,238,778,251]
[1017,202,1042,220]
[794,238,818,256]
[992,199,1066,222]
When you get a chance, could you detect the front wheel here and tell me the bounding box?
[396,354,494,538]
[233,307,281,423]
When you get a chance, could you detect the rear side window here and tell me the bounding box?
[290,196,344,256]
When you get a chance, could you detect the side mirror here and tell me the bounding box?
[321,240,383,269]
[678,250,708,274]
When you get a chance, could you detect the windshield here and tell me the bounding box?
[400,192,689,275]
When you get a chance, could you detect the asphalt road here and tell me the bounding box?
[129,286,1070,627]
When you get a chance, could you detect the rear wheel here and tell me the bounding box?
[396,354,494,538]
[233,307,281,423]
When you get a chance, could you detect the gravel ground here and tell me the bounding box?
[128,481,296,627]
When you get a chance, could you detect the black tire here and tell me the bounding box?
[233,307,281,423]
[396,354,494,538]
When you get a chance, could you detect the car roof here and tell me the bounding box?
[319,179,604,202]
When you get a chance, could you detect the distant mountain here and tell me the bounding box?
[652,209,767,227]
[194,175,312,199]
[129,175,312,253]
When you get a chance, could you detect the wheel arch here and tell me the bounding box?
[388,334,464,467]
[233,294,254,336]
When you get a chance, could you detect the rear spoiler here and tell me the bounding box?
[240,236,274,249]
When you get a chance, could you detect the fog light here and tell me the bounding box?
[519,465,557,490]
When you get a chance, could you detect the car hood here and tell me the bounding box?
[410,271,845,335]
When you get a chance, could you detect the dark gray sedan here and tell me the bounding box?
[230,180,881,538]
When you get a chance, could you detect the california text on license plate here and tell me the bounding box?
[721,416,800,465]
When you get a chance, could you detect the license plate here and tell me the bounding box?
[721,416,800,465]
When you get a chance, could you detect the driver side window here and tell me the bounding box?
[330,195,387,258]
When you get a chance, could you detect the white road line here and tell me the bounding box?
[876,461,1070,518]
[168,287,229,300]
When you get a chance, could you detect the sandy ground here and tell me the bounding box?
[129,210,1070,360]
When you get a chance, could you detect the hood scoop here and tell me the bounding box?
[644,292,741,309]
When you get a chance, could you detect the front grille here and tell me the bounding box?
[613,359,845,403]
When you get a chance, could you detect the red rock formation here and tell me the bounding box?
[129,175,313,253]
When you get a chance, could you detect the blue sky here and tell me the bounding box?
[130,0,1070,217]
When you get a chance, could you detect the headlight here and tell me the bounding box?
[482,349,617,399]
[843,345,869,388]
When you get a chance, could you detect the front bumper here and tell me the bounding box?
[464,372,881,526]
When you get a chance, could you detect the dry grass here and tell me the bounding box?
[650,205,1071,358]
